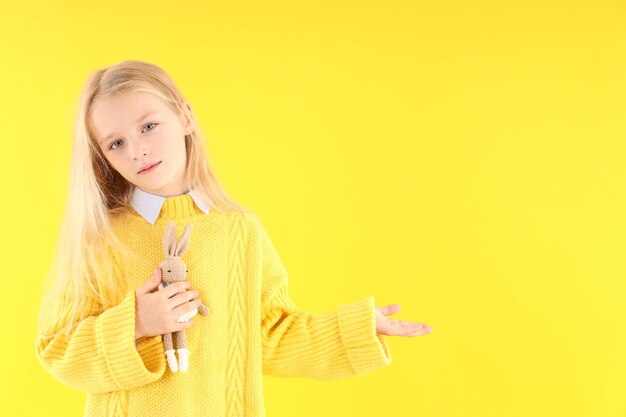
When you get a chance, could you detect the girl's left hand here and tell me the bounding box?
[375,304,432,337]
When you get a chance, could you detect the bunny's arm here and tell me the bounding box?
[197,302,210,315]
[249,215,392,382]
[34,288,166,394]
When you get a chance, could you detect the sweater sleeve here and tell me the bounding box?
[251,216,392,381]
[34,288,166,393]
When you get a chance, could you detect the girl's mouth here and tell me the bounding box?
[139,161,161,174]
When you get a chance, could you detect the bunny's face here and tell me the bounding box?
[160,221,192,284]
[160,257,188,283]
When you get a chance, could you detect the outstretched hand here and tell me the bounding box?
[375,304,432,337]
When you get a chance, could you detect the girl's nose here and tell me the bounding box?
[129,139,149,158]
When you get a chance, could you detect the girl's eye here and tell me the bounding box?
[108,122,158,150]
[110,139,123,150]
[143,122,157,133]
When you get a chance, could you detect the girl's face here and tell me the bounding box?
[90,91,192,197]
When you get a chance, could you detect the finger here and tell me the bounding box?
[166,289,200,310]
[378,319,432,336]
[172,298,203,315]
[159,280,192,299]
[136,268,162,295]
[404,324,432,336]
[380,304,401,316]
[390,320,428,334]
[398,320,426,327]
[386,326,426,337]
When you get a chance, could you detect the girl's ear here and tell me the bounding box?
[182,102,194,135]
[176,223,192,256]
[163,221,178,257]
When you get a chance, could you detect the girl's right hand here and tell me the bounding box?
[134,267,205,340]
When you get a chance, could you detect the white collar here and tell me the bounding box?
[130,186,211,225]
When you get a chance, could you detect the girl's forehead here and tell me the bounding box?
[92,92,172,119]
[95,91,165,111]
[90,92,171,142]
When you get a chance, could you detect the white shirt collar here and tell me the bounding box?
[130,186,211,225]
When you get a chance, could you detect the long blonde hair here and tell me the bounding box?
[37,60,256,341]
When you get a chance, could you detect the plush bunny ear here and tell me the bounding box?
[175,223,192,256]
[163,221,178,257]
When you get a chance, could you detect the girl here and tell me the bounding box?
[34,59,432,417]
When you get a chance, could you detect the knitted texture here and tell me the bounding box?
[35,194,392,417]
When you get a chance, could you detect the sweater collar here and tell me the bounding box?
[130,186,212,225]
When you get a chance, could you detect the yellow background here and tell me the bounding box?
[1,1,625,416]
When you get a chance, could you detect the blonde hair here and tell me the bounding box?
[37,60,256,341]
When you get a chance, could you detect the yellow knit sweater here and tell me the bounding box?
[35,194,392,417]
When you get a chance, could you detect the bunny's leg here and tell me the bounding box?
[163,332,178,372]
[175,330,190,372]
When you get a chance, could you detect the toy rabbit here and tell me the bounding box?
[157,221,210,373]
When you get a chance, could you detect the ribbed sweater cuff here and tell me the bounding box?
[337,295,392,376]
[96,289,165,389]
